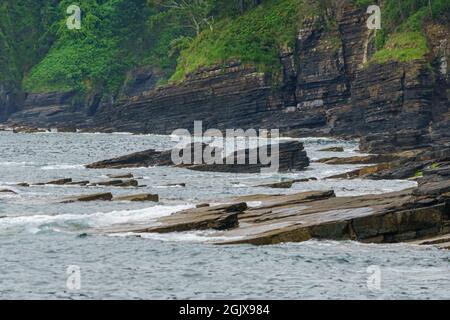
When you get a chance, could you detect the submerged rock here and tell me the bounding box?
[67,181,90,186]
[318,147,344,152]
[107,173,134,179]
[90,179,139,187]
[165,183,186,187]
[257,181,294,189]
[257,178,315,189]
[0,189,17,194]
[46,178,73,185]
[114,193,159,202]
[16,183,30,187]
[62,192,113,203]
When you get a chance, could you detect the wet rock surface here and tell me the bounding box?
[114,193,159,202]
[103,202,247,234]
[93,150,450,247]
[0,188,17,194]
[86,141,310,173]
[62,193,113,203]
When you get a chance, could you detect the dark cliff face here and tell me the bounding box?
[0,85,22,122]
[3,2,449,153]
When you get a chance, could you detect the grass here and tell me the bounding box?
[414,170,424,178]
[366,0,450,65]
[370,31,429,64]
[170,0,318,82]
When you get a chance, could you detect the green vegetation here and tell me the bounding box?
[361,0,450,65]
[1,0,449,96]
[0,0,58,90]
[23,0,151,93]
[371,31,429,64]
[171,0,318,81]
[414,170,424,178]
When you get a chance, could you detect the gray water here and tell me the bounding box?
[0,131,449,299]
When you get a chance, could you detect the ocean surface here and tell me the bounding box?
[0,131,449,299]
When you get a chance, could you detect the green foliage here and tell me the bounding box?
[353,0,373,8]
[371,31,429,64]
[170,0,317,82]
[4,0,449,95]
[414,170,424,178]
[366,0,450,64]
[23,0,150,93]
[0,0,58,89]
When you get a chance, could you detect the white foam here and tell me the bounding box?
[0,161,35,167]
[247,201,263,208]
[41,164,85,170]
[111,230,243,243]
[0,204,193,233]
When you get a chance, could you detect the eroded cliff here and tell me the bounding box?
[3,1,450,153]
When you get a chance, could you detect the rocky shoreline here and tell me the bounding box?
[2,127,449,249]
[83,142,449,249]
[1,1,449,249]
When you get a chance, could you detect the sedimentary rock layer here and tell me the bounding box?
[86,141,310,173]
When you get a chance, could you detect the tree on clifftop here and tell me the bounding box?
[149,0,215,35]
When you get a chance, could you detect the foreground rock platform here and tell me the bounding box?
[96,187,450,247]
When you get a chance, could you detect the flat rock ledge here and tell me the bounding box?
[86,141,310,173]
[97,187,450,247]
[61,192,159,203]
